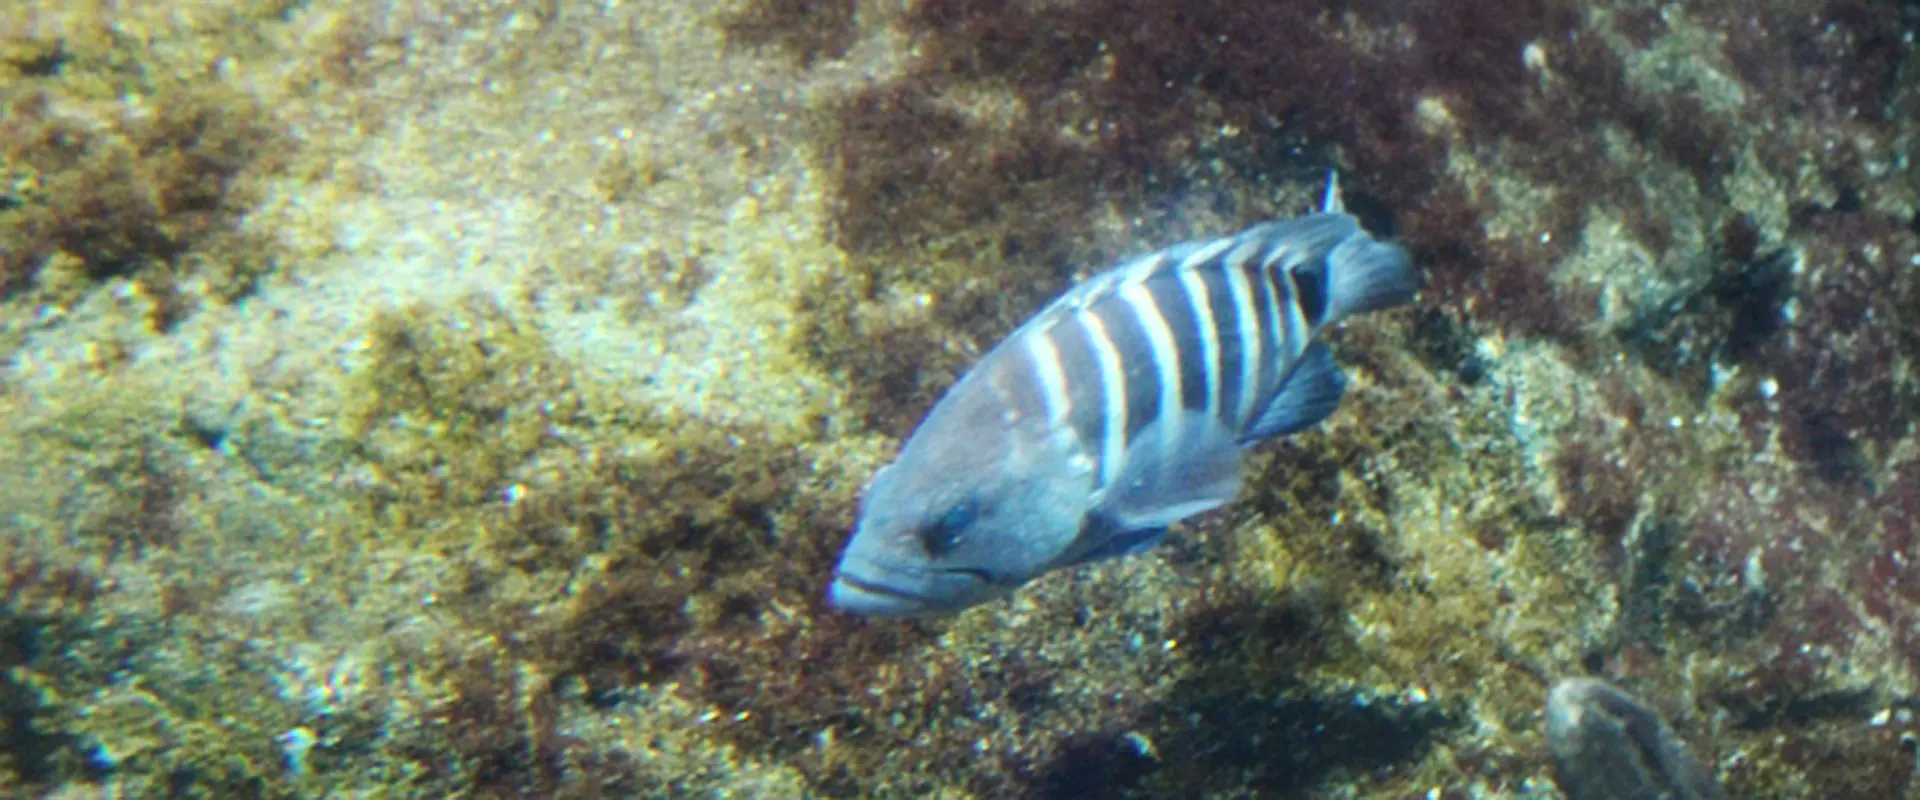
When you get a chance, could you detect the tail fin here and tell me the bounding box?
[1324,235,1416,320]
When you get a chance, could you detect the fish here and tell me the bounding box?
[828,177,1416,617]
[1545,678,1725,800]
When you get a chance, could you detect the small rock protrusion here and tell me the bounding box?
[1545,678,1725,800]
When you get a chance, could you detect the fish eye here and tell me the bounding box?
[919,498,978,557]
[940,500,977,533]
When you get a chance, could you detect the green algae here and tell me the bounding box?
[0,290,856,795]
[0,376,304,796]
[0,0,1915,797]
[3,0,934,793]
[342,298,587,535]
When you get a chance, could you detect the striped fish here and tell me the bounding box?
[829,180,1416,616]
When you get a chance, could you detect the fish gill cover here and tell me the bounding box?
[0,0,1914,797]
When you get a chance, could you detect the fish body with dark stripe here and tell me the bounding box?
[830,197,1416,617]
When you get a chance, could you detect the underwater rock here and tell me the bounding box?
[1546,678,1724,800]
[3,0,1918,796]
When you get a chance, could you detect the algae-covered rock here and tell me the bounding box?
[0,0,1916,797]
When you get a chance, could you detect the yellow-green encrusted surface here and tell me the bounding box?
[2,0,1917,797]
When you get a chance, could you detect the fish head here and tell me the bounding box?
[829,382,1095,617]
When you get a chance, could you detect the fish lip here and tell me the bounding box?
[827,572,935,616]
[833,571,926,602]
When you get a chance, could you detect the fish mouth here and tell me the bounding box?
[827,572,937,617]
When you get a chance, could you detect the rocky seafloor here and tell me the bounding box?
[1,0,1917,797]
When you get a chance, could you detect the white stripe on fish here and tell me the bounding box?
[1223,259,1263,427]
[1076,308,1129,487]
[1024,332,1072,426]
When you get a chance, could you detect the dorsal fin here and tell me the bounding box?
[1010,239,1218,337]
[1019,215,1362,332]
[1321,170,1344,215]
